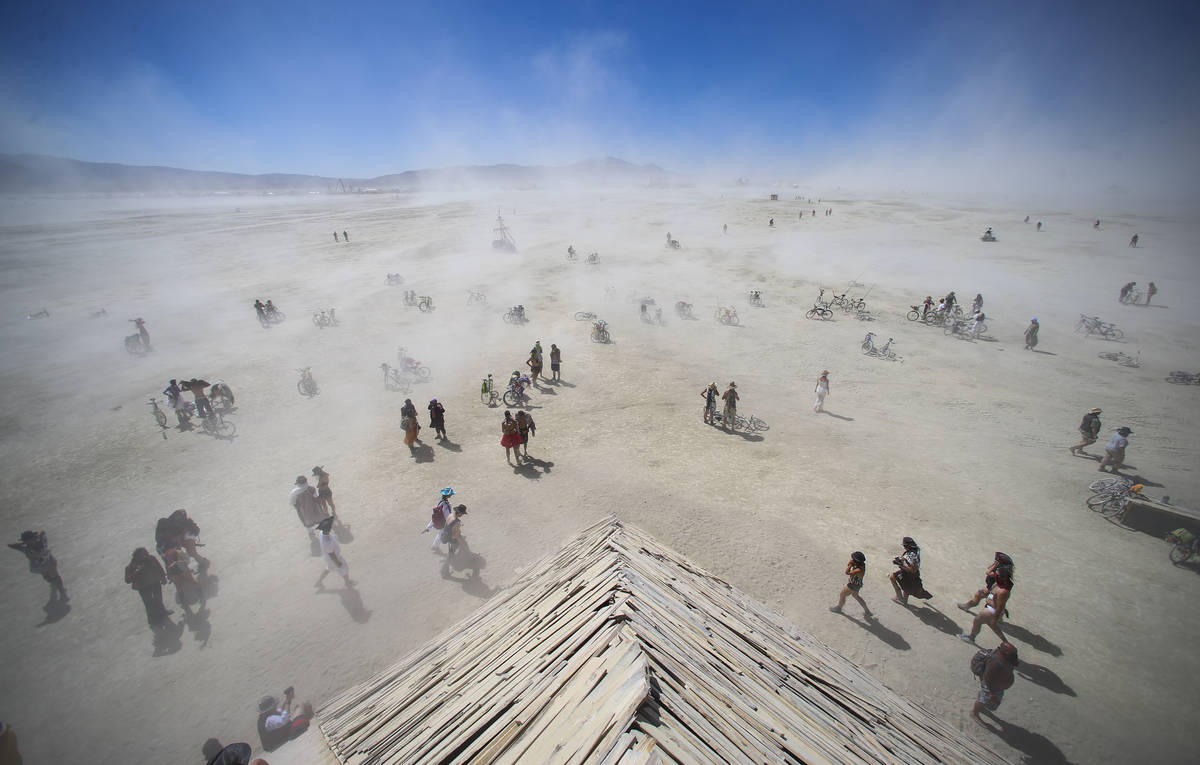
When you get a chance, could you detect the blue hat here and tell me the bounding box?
[1031,317,1038,323]
[440,487,455,497]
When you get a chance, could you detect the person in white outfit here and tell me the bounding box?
[422,487,456,550]
[315,517,352,588]
[813,370,830,413]
[971,311,986,339]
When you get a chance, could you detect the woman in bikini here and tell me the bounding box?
[311,466,336,518]
[500,410,523,464]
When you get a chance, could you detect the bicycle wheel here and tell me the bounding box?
[729,314,740,326]
[1098,352,1119,361]
[210,417,235,438]
[503,389,520,406]
[1097,497,1126,518]
[906,310,920,321]
[749,416,769,432]
[419,301,432,313]
[312,315,322,327]
[270,311,286,323]
[503,312,514,323]
[416,366,432,380]
[1169,541,1195,564]
[574,311,592,321]
[805,308,819,320]
[1089,476,1126,492]
[153,409,168,428]
[1087,492,1121,510]
[598,329,610,343]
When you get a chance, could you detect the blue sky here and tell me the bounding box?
[1,1,1197,195]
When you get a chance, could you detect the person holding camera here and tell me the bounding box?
[256,686,313,751]
[888,537,932,605]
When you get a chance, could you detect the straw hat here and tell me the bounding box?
[728,381,737,388]
[1089,408,1102,414]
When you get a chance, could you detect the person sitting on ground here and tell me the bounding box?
[203,737,253,765]
[256,687,312,752]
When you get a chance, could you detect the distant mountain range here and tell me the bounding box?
[0,154,670,193]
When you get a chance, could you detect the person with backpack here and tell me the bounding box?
[968,641,1019,724]
[829,551,871,619]
[8,529,68,604]
[423,488,455,550]
[1069,407,1102,455]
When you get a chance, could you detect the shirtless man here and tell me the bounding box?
[971,642,1018,724]
[959,564,1013,643]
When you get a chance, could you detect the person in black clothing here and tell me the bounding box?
[1070,407,1102,455]
[428,398,447,439]
[8,530,68,603]
[124,547,172,629]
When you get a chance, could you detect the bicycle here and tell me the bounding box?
[674,302,694,319]
[503,305,528,324]
[862,332,898,360]
[148,398,168,429]
[591,320,611,344]
[125,318,150,356]
[467,290,487,305]
[503,375,532,406]
[417,296,434,312]
[297,367,318,397]
[907,305,926,321]
[386,273,404,285]
[396,347,432,380]
[1098,351,1140,367]
[944,318,985,338]
[264,304,285,324]
[480,374,498,406]
[1166,371,1200,385]
[1075,314,1124,340]
[805,304,833,320]
[1166,528,1198,564]
[312,308,337,328]
[1089,476,1133,493]
[1120,288,1143,305]
[585,252,599,264]
[381,363,410,392]
[715,306,740,326]
[712,411,769,432]
[199,409,235,438]
[574,311,597,321]
[748,290,764,307]
[566,246,578,261]
[1086,482,1143,519]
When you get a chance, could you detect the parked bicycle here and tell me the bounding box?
[381,363,410,392]
[1086,481,1143,519]
[264,302,285,323]
[312,308,337,328]
[715,306,740,325]
[125,318,150,356]
[944,317,985,338]
[503,305,527,323]
[1075,314,1124,340]
[148,398,168,429]
[748,290,764,307]
[199,409,235,438]
[1166,370,1200,385]
[861,332,897,360]
[1166,528,1199,564]
[712,411,769,432]
[297,367,318,397]
[574,311,597,321]
[480,373,498,406]
[1098,351,1140,367]
[805,302,833,320]
[1120,287,1143,305]
[467,290,487,305]
[591,319,611,344]
[503,373,532,406]
[417,295,434,312]
[675,301,694,319]
[386,273,404,285]
[396,347,432,379]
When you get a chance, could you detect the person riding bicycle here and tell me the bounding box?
[254,299,268,326]
[265,300,278,318]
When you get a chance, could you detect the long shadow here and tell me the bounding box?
[842,613,910,650]
[515,457,554,478]
[555,380,577,388]
[317,586,371,623]
[822,411,855,421]
[1016,660,1075,696]
[183,605,212,648]
[37,597,71,627]
[903,603,962,637]
[436,438,463,453]
[976,714,1075,764]
[333,518,354,544]
[440,542,493,599]
[1031,349,1057,355]
[538,386,558,396]
[411,443,435,463]
[198,571,220,600]
[1001,623,1061,656]
[152,620,184,657]
[1124,473,1164,488]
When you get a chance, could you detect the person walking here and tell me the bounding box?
[442,505,468,558]
[1119,282,1136,303]
[958,552,1015,611]
[1129,234,1139,247]
[8,530,68,603]
[342,230,349,242]
[526,347,542,387]
[1146,281,1158,305]
[959,563,1013,643]
[289,476,329,535]
[501,411,523,464]
[124,547,172,630]
[1023,318,1039,350]
[888,537,932,605]
[1069,408,1103,455]
[813,371,830,413]
[701,382,719,424]
[970,309,986,339]
[401,398,421,448]
[515,410,536,457]
[254,299,269,328]
[333,231,339,242]
[721,382,739,430]
[428,399,447,440]
[422,488,456,550]
[311,466,336,518]
[829,551,871,618]
[314,518,352,588]
[1098,427,1132,472]
[969,642,1019,725]
[549,344,562,381]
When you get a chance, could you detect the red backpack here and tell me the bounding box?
[430,506,446,530]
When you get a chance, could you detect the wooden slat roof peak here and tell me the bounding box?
[317,516,1008,764]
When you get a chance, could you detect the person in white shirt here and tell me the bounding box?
[315,517,351,588]
[289,476,328,534]
[1098,427,1132,472]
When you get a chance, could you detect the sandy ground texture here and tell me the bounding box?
[0,189,1198,765]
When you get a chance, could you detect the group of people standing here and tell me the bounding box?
[1069,406,1135,472]
[701,381,739,428]
[124,509,210,631]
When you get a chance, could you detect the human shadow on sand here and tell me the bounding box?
[436,438,463,452]
[1031,349,1057,355]
[900,602,962,636]
[514,457,554,478]
[821,411,855,421]
[1016,660,1075,696]
[198,571,220,600]
[440,542,493,599]
[841,613,910,650]
[551,380,577,388]
[976,714,1075,764]
[333,518,354,544]
[152,620,185,657]
[183,605,212,648]
[317,585,371,624]
[410,443,435,463]
[37,598,71,627]
[1002,623,1062,656]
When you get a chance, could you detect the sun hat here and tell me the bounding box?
[453,504,468,515]
[902,536,918,549]
[1031,317,1038,322]
[1089,408,1102,414]
[729,381,737,387]
[851,551,866,563]
[440,487,455,497]
[821,370,830,375]
[258,696,278,713]
[1117,427,1133,434]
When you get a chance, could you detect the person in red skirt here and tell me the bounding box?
[500,410,523,465]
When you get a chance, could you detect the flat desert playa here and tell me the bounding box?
[1,188,1198,764]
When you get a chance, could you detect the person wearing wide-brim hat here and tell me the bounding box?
[701,382,719,424]
[1070,407,1103,455]
[721,382,739,430]
[1099,427,1133,473]
[814,370,831,413]
[830,551,872,619]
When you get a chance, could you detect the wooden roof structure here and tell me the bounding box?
[316,517,1008,764]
